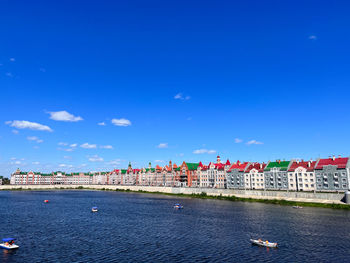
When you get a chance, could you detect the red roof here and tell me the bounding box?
[288,160,317,172]
[225,159,231,165]
[245,162,266,173]
[315,157,349,169]
[228,161,249,172]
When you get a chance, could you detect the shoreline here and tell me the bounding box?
[1,185,349,210]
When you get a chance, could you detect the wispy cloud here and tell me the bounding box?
[32,161,40,165]
[80,143,97,149]
[6,120,53,132]
[246,140,263,145]
[235,138,243,143]
[111,118,131,127]
[48,111,83,122]
[9,58,15,62]
[58,142,68,146]
[98,122,106,126]
[12,129,19,134]
[100,145,113,149]
[157,143,168,149]
[6,72,13,78]
[27,136,43,143]
[309,35,317,40]
[193,149,216,154]
[174,93,191,101]
[88,155,104,162]
[154,160,165,163]
[70,143,77,148]
[108,159,122,165]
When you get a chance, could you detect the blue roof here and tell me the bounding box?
[2,238,15,242]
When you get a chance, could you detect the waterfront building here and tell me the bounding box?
[287,160,317,191]
[179,162,200,187]
[264,160,292,190]
[65,172,93,185]
[226,161,250,189]
[199,156,230,188]
[244,162,266,189]
[92,172,108,185]
[0,176,2,185]
[315,156,350,192]
[108,169,121,185]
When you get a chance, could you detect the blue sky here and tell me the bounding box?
[1,0,350,177]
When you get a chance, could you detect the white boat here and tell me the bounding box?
[293,206,303,209]
[0,238,19,250]
[91,207,98,212]
[250,239,278,248]
[174,203,183,209]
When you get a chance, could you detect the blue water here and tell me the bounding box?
[0,190,350,262]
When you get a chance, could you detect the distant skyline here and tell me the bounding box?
[1,1,350,177]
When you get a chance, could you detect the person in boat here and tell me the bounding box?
[5,242,9,246]
[9,240,14,245]
[266,240,269,244]
[258,239,262,242]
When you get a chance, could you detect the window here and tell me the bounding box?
[291,184,294,187]
[305,184,308,187]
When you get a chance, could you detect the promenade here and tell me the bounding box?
[0,185,346,205]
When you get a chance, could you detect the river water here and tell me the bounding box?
[0,190,349,262]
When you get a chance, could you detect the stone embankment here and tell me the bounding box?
[0,185,346,204]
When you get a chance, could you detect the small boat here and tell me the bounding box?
[44,200,49,203]
[0,238,19,250]
[293,206,303,209]
[250,239,278,248]
[91,207,98,212]
[174,203,183,209]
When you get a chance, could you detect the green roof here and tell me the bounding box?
[145,168,155,172]
[121,169,127,174]
[265,161,290,171]
[41,173,52,176]
[185,163,199,170]
[175,167,181,171]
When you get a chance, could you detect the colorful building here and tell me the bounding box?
[179,162,200,187]
[244,162,266,190]
[264,160,292,190]
[226,161,250,189]
[315,156,350,191]
[287,160,317,191]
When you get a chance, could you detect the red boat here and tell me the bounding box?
[44,200,49,203]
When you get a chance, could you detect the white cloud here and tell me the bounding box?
[157,143,168,149]
[12,129,19,134]
[9,58,15,62]
[48,111,83,122]
[80,143,97,149]
[6,72,13,78]
[98,122,106,126]
[154,160,165,163]
[193,149,216,154]
[174,93,191,101]
[59,164,67,167]
[246,140,263,145]
[111,118,131,127]
[63,148,74,152]
[235,138,243,143]
[63,156,72,159]
[10,157,17,160]
[6,120,53,132]
[108,159,121,165]
[309,35,317,40]
[88,155,104,162]
[70,143,77,148]
[27,136,43,143]
[32,161,40,165]
[100,145,113,149]
[58,142,68,146]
